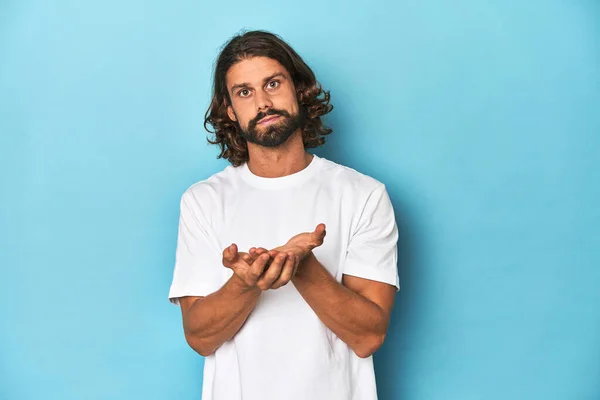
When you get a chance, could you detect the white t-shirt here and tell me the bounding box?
[169,154,399,400]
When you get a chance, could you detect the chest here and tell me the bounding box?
[217,186,356,279]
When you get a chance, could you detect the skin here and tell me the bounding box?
[179,56,397,358]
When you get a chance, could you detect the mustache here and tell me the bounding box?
[250,109,291,126]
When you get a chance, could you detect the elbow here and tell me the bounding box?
[185,333,215,357]
[195,345,215,358]
[353,334,386,359]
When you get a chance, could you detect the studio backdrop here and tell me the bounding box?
[1,1,599,399]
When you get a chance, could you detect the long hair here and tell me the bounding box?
[204,30,333,167]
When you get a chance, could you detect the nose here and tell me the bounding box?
[255,90,273,112]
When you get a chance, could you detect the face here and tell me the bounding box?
[226,56,303,148]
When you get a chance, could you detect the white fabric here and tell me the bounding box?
[168,154,399,400]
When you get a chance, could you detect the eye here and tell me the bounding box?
[238,89,251,98]
[267,80,280,89]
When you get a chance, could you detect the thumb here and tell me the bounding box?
[315,223,326,237]
[311,223,326,245]
[223,243,238,262]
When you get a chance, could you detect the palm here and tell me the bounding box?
[222,244,269,287]
[275,223,326,259]
[230,252,252,273]
[247,223,327,265]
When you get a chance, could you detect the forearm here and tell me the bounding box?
[184,274,261,356]
[291,252,388,358]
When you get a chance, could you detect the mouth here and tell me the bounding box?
[258,115,281,125]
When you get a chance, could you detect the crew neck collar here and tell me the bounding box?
[238,154,322,190]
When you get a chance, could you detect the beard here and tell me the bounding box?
[237,108,304,148]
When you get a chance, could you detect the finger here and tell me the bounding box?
[251,247,269,259]
[222,243,238,263]
[249,247,257,258]
[268,249,280,258]
[256,253,287,290]
[270,254,296,289]
[250,253,271,277]
[250,251,271,265]
[245,249,262,263]
[260,249,278,270]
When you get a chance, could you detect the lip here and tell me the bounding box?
[258,115,281,125]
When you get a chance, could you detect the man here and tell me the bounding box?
[168,30,399,400]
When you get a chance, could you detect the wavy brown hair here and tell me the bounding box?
[204,30,333,167]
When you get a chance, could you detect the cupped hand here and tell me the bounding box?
[222,243,299,290]
[273,223,326,261]
[248,223,326,262]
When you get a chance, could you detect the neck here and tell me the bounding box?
[246,129,313,178]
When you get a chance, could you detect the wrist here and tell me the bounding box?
[294,251,316,280]
[229,273,260,295]
[292,251,334,289]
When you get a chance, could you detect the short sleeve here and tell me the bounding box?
[168,190,227,305]
[342,184,400,291]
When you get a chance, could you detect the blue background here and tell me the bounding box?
[1,1,599,399]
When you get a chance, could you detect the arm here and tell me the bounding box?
[249,185,399,358]
[179,274,261,357]
[178,245,299,357]
[250,242,396,358]
[292,251,396,358]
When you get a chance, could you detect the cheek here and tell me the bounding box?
[239,116,252,130]
[278,91,300,114]
[232,104,253,127]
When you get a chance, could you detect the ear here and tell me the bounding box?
[227,104,237,122]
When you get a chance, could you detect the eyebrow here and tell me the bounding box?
[229,72,287,95]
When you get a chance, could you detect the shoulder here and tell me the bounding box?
[317,156,386,195]
[181,164,240,204]
[177,164,242,228]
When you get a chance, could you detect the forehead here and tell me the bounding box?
[226,56,289,88]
